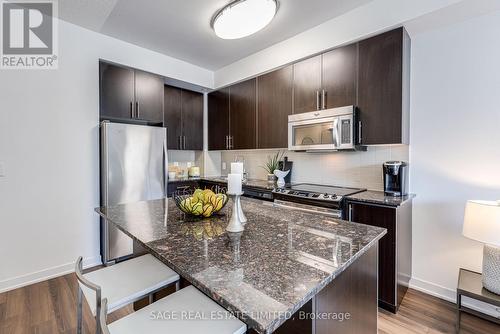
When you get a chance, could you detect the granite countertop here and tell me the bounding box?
[346,190,415,207]
[96,197,386,333]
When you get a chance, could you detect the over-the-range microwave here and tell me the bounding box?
[288,105,358,152]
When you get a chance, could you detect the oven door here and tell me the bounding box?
[273,199,342,219]
[288,117,340,151]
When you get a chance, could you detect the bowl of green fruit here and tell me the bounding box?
[173,187,228,218]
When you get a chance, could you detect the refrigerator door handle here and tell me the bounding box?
[100,121,110,264]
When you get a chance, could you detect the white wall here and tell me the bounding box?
[0,19,212,292]
[214,0,462,87]
[409,10,500,315]
[220,147,409,191]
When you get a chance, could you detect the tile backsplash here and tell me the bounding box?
[220,146,409,191]
[168,150,205,175]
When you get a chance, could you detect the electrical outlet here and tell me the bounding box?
[0,162,5,177]
[222,162,226,170]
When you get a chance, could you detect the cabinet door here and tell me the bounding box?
[322,44,357,109]
[349,202,396,307]
[99,62,135,120]
[358,28,403,145]
[257,66,293,149]
[181,90,204,150]
[293,55,322,114]
[208,88,230,150]
[163,85,182,150]
[134,70,164,123]
[229,78,256,150]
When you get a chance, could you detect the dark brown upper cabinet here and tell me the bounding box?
[293,44,357,114]
[358,27,410,145]
[164,85,182,150]
[229,79,257,150]
[100,61,164,124]
[134,70,164,123]
[208,80,257,151]
[181,89,204,150]
[208,88,230,150]
[293,55,322,114]
[206,28,410,149]
[99,62,135,120]
[163,85,203,151]
[258,66,293,149]
[321,43,357,109]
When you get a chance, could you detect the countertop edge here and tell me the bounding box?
[346,192,416,207]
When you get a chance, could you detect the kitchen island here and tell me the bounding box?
[96,197,386,334]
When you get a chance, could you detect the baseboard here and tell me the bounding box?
[0,256,102,294]
[410,276,500,319]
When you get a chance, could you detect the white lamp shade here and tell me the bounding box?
[462,200,500,246]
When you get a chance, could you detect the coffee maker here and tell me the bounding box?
[383,161,408,197]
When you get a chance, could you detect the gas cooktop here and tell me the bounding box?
[273,183,366,203]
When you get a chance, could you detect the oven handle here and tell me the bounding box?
[273,200,342,218]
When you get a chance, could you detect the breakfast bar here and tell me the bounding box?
[96,197,386,334]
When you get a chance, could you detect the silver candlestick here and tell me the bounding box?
[226,192,245,233]
[237,194,247,223]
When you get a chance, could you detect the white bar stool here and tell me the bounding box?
[75,254,180,334]
[99,285,247,334]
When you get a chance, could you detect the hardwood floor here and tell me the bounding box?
[0,273,498,334]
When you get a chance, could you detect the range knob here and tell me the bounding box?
[323,193,330,199]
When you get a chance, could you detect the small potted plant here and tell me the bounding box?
[261,151,284,183]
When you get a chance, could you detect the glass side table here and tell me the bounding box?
[457,268,500,332]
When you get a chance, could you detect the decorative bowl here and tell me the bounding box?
[173,186,228,218]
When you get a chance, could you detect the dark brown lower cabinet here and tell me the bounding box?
[167,181,198,197]
[347,199,412,313]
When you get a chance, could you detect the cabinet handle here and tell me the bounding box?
[358,121,362,144]
[225,135,228,150]
[135,101,140,119]
[183,136,186,150]
[348,204,353,222]
[178,136,182,149]
[321,89,326,109]
[316,91,320,110]
[230,136,234,149]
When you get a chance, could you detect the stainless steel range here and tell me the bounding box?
[273,183,366,219]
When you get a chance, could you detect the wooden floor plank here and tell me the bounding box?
[0,272,499,334]
[26,280,54,326]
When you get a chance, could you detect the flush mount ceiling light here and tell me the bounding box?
[212,0,278,39]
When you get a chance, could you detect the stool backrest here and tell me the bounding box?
[100,298,111,334]
[75,256,103,331]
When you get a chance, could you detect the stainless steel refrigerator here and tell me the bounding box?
[100,121,167,264]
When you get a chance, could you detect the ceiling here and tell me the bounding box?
[59,0,372,70]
